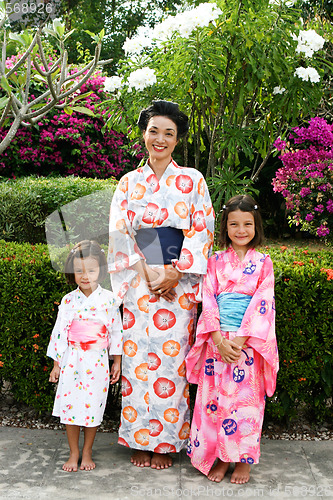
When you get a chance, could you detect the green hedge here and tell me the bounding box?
[0,176,117,244]
[0,241,332,422]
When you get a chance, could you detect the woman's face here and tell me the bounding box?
[143,115,178,164]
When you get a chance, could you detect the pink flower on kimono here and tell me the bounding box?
[177,248,194,270]
[149,419,164,436]
[142,203,159,224]
[192,210,207,232]
[154,443,177,454]
[153,377,176,399]
[121,375,133,397]
[148,352,161,370]
[175,175,193,193]
[122,308,136,329]
[127,210,135,223]
[158,208,168,225]
[120,199,128,210]
[153,309,176,330]
[115,252,129,271]
[146,174,160,193]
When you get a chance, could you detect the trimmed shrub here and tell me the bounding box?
[266,245,333,422]
[0,241,332,421]
[0,176,117,244]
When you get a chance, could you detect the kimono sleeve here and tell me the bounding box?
[106,302,123,356]
[185,254,220,384]
[173,174,215,275]
[46,299,69,364]
[236,255,279,396]
[108,178,144,303]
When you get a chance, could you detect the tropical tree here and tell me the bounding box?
[0,4,110,154]
[100,0,332,211]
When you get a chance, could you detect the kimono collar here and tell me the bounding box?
[75,284,102,302]
[141,158,180,182]
[227,245,256,264]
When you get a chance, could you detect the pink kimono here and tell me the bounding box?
[186,247,279,475]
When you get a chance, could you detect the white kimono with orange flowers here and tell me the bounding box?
[108,159,215,453]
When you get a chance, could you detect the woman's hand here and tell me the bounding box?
[49,362,60,383]
[148,266,182,303]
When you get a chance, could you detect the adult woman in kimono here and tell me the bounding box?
[108,100,215,469]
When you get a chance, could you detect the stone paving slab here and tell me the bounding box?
[0,427,332,499]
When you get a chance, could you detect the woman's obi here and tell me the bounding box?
[135,227,184,265]
[68,320,108,351]
[216,292,252,331]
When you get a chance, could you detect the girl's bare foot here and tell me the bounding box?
[131,450,152,467]
[62,452,79,472]
[208,459,230,482]
[151,452,173,469]
[230,462,251,484]
[80,451,96,471]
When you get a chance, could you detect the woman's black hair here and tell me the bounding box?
[64,240,107,285]
[218,194,264,249]
[137,100,189,139]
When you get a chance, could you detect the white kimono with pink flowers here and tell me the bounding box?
[186,247,278,474]
[108,160,215,453]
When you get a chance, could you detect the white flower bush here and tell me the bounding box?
[102,0,326,105]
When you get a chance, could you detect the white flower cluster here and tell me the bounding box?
[127,67,157,91]
[294,67,320,83]
[103,67,157,93]
[103,75,123,93]
[122,2,223,56]
[296,29,325,58]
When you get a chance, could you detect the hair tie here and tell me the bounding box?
[254,205,258,210]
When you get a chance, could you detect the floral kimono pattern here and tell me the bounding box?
[186,247,279,474]
[47,285,123,427]
[108,160,215,453]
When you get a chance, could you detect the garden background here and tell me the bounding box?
[0,0,332,427]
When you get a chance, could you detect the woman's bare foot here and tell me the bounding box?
[230,462,251,484]
[151,452,173,469]
[62,452,79,472]
[207,459,230,482]
[80,450,96,471]
[131,450,152,467]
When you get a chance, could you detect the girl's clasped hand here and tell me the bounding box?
[213,334,243,364]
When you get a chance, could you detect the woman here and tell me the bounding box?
[108,100,215,469]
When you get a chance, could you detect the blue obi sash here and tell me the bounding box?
[216,292,252,331]
[135,227,184,265]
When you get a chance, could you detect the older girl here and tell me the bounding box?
[186,195,279,484]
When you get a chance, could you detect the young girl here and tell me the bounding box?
[186,195,279,485]
[48,240,123,472]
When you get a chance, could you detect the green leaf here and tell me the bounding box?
[1,75,11,93]
[71,106,95,117]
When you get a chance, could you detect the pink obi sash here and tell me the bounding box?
[68,320,108,351]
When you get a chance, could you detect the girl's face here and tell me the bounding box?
[143,115,178,164]
[73,256,100,297]
[227,209,255,252]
